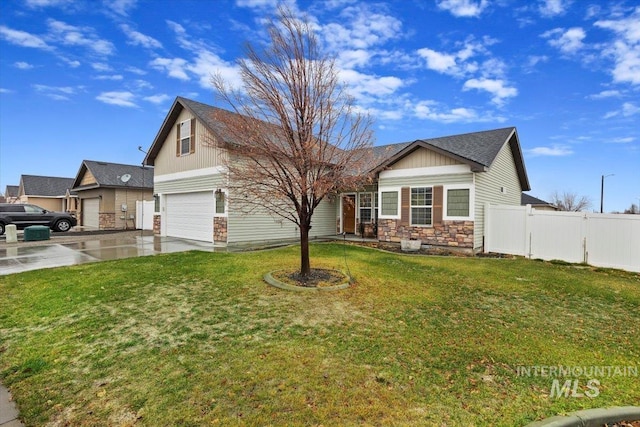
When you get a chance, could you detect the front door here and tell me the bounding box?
[342,195,356,234]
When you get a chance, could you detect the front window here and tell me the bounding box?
[359,192,377,223]
[411,187,432,226]
[380,191,398,216]
[179,120,191,156]
[447,188,470,217]
[215,190,226,214]
[154,194,160,213]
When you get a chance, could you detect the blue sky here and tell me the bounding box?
[0,0,638,212]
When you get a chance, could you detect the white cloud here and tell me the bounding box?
[91,62,112,72]
[463,78,518,105]
[143,94,171,104]
[105,0,138,16]
[622,102,640,116]
[47,19,115,56]
[607,136,635,144]
[94,74,123,81]
[188,51,242,89]
[416,37,498,78]
[132,79,153,90]
[126,66,146,75]
[416,48,458,74]
[436,0,489,18]
[25,0,73,7]
[539,0,571,17]
[14,61,34,70]
[595,8,640,85]
[337,49,372,69]
[150,57,190,80]
[588,90,622,99]
[32,84,77,100]
[321,5,402,52]
[542,27,586,53]
[339,69,404,102]
[235,0,279,8]
[0,25,49,49]
[96,91,137,107]
[526,145,573,156]
[121,24,162,49]
[0,88,14,93]
[413,101,505,123]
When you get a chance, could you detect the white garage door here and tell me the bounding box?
[82,198,100,229]
[165,192,214,242]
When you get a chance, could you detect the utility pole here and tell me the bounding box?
[600,174,614,213]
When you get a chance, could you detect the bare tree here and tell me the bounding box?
[550,191,591,212]
[623,203,639,214]
[212,7,374,277]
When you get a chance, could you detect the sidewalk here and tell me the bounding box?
[0,384,23,426]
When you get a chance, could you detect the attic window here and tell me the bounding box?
[179,120,191,156]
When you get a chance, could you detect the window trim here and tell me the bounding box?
[357,192,378,224]
[214,189,228,217]
[378,187,401,219]
[443,184,474,221]
[410,186,433,227]
[179,119,191,157]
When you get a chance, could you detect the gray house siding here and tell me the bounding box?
[379,172,474,188]
[227,198,337,244]
[474,142,522,249]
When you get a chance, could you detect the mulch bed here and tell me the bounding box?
[272,268,347,288]
[604,422,640,427]
[342,240,513,258]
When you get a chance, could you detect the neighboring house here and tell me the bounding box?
[521,193,558,211]
[17,175,77,212]
[71,160,153,230]
[4,185,19,204]
[144,97,530,251]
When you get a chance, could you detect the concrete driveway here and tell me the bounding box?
[0,231,218,275]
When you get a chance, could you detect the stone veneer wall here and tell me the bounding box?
[355,219,377,238]
[214,217,227,243]
[99,213,116,230]
[153,214,161,235]
[378,219,474,248]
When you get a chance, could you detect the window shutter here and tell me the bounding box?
[433,185,443,225]
[189,118,196,154]
[176,124,180,156]
[400,187,410,226]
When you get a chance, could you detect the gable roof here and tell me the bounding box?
[144,97,228,166]
[19,175,76,197]
[72,160,153,190]
[4,185,19,197]
[144,97,530,191]
[372,127,530,191]
[521,193,554,207]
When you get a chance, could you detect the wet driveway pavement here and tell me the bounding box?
[0,232,218,275]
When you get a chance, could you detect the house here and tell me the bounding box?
[16,175,77,212]
[3,185,19,204]
[521,193,558,211]
[71,160,153,230]
[144,97,530,252]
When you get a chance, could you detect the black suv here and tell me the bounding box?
[0,204,77,235]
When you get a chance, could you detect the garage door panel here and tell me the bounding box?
[83,198,99,229]
[165,192,214,242]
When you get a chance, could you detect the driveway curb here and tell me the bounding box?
[524,406,640,427]
[0,383,23,426]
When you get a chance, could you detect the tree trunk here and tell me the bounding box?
[299,222,311,277]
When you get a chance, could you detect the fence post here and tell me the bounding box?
[525,204,533,258]
[483,202,491,253]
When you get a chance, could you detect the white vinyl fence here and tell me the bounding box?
[135,200,155,230]
[484,204,640,273]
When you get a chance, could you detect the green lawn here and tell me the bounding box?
[1,243,638,426]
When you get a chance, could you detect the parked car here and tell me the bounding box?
[0,203,77,235]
